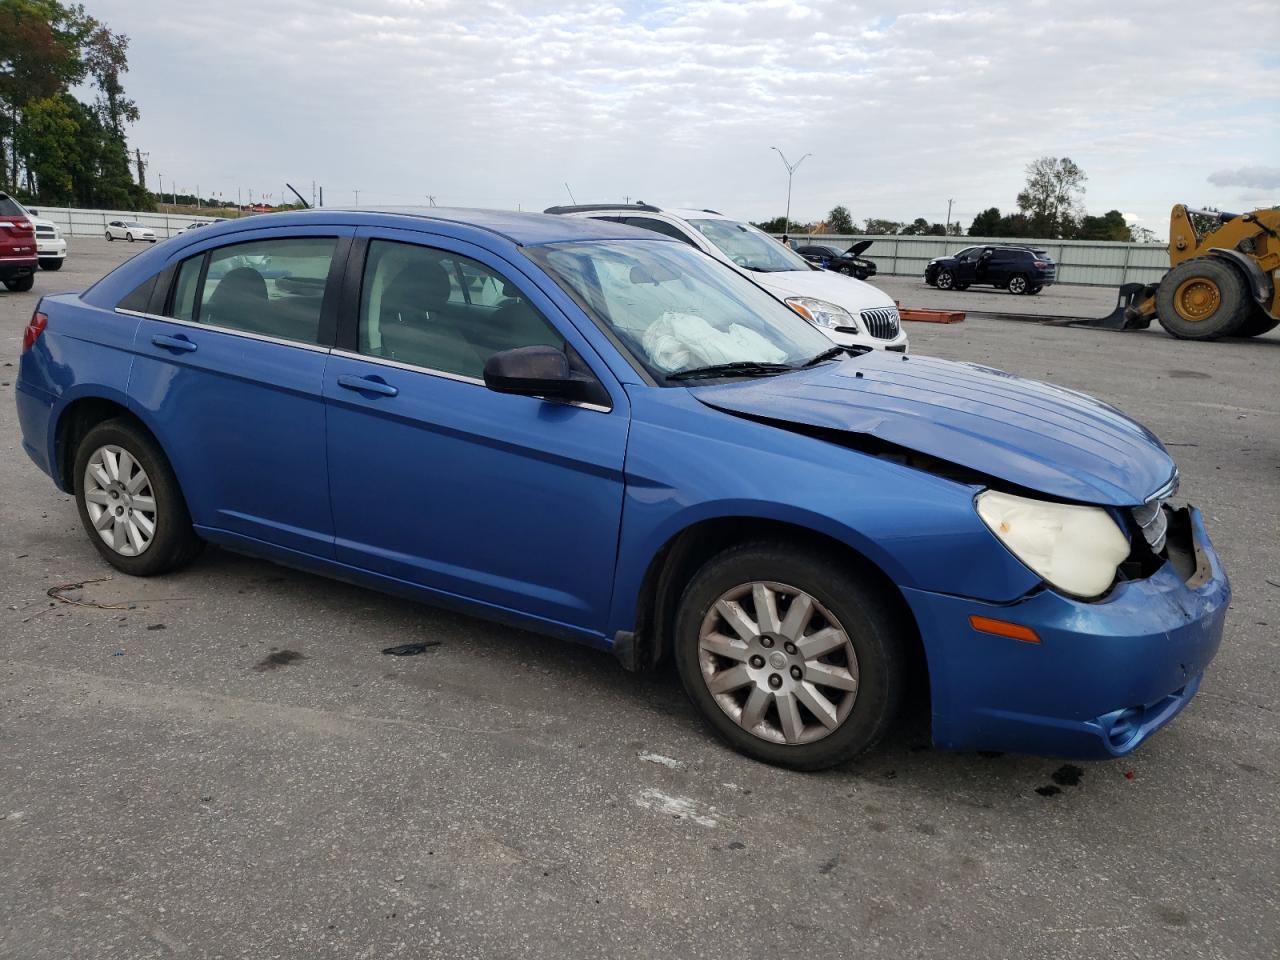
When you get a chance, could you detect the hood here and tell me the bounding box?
[847,240,873,256]
[690,351,1175,506]
[751,268,895,313]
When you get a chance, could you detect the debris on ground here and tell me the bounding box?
[381,641,441,656]
[47,577,131,610]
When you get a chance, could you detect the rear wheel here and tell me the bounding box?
[3,274,34,292]
[105,231,114,241]
[73,419,203,576]
[936,269,955,290]
[126,232,135,242]
[1155,257,1250,340]
[1008,273,1030,294]
[674,542,907,770]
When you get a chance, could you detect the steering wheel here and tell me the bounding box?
[732,255,750,267]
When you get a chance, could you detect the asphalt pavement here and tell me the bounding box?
[2,239,1277,959]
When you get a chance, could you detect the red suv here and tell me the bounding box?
[1,192,38,292]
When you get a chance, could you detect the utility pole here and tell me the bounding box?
[319,186,323,207]
[196,185,201,210]
[354,188,360,206]
[946,198,954,234]
[426,195,437,206]
[158,173,164,209]
[770,147,812,235]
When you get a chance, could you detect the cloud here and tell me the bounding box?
[102,0,1280,228]
[1207,166,1280,189]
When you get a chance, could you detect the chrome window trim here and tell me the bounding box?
[115,308,331,354]
[331,348,612,414]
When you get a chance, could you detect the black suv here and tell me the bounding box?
[795,240,877,279]
[924,244,1056,295]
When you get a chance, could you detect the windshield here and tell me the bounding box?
[0,196,24,218]
[686,219,812,273]
[529,239,834,381]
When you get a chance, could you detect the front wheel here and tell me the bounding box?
[126,233,135,242]
[674,542,907,770]
[1008,273,1030,294]
[105,231,114,241]
[1155,257,1250,340]
[936,269,955,290]
[39,258,63,271]
[3,274,35,292]
[73,419,203,576]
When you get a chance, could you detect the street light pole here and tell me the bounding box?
[771,146,812,235]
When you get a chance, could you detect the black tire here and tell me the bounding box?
[1235,306,1279,338]
[3,274,35,292]
[936,269,955,290]
[105,231,114,241]
[73,418,203,576]
[836,265,853,276]
[674,541,908,770]
[1155,257,1251,340]
[39,258,63,271]
[1007,273,1030,294]
[126,233,135,242]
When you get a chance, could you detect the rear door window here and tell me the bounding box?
[623,217,699,246]
[165,237,338,344]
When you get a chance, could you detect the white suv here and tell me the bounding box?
[547,204,907,351]
[13,202,67,271]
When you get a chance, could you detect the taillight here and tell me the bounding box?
[1034,260,1049,268]
[22,311,47,352]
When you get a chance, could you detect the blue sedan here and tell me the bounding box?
[14,208,1229,769]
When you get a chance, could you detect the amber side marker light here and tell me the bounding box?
[969,615,1041,644]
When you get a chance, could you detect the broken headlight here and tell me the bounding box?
[976,491,1131,599]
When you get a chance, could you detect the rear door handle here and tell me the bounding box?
[151,334,198,353]
[337,374,399,397]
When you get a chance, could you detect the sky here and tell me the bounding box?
[94,0,1279,236]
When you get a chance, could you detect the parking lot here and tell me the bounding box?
[2,238,1276,959]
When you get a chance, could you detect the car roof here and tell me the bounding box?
[202,206,671,247]
[546,203,737,224]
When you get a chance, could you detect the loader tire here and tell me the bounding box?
[1236,306,1279,338]
[1155,257,1250,340]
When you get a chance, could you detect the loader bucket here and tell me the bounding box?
[1071,282,1157,330]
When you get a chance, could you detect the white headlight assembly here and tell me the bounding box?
[976,490,1131,599]
[785,297,856,331]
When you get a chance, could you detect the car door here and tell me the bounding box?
[324,228,630,638]
[126,226,352,556]
[947,248,973,285]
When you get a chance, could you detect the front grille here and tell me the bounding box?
[1131,474,1178,553]
[859,306,901,340]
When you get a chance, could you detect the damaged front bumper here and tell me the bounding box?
[902,505,1230,759]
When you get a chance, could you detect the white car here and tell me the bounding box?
[12,202,67,271]
[105,220,157,243]
[547,203,907,351]
[178,218,227,234]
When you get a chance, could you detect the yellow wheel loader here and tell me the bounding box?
[1085,205,1280,340]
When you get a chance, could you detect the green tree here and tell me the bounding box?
[1015,156,1086,238]
[753,215,788,233]
[15,93,77,200]
[1074,209,1131,241]
[826,205,855,234]
[968,207,1002,236]
[862,218,901,235]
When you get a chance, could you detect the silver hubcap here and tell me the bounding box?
[1010,276,1026,292]
[698,581,859,746]
[83,445,157,557]
[938,272,952,289]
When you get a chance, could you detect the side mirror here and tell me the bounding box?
[484,345,595,402]
[28,208,39,216]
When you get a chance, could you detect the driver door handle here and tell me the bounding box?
[151,334,198,353]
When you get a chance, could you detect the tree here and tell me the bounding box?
[1131,225,1159,244]
[901,217,931,235]
[862,218,901,235]
[1015,156,1087,239]
[753,216,788,234]
[1074,209,1131,241]
[968,207,1002,236]
[826,205,855,234]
